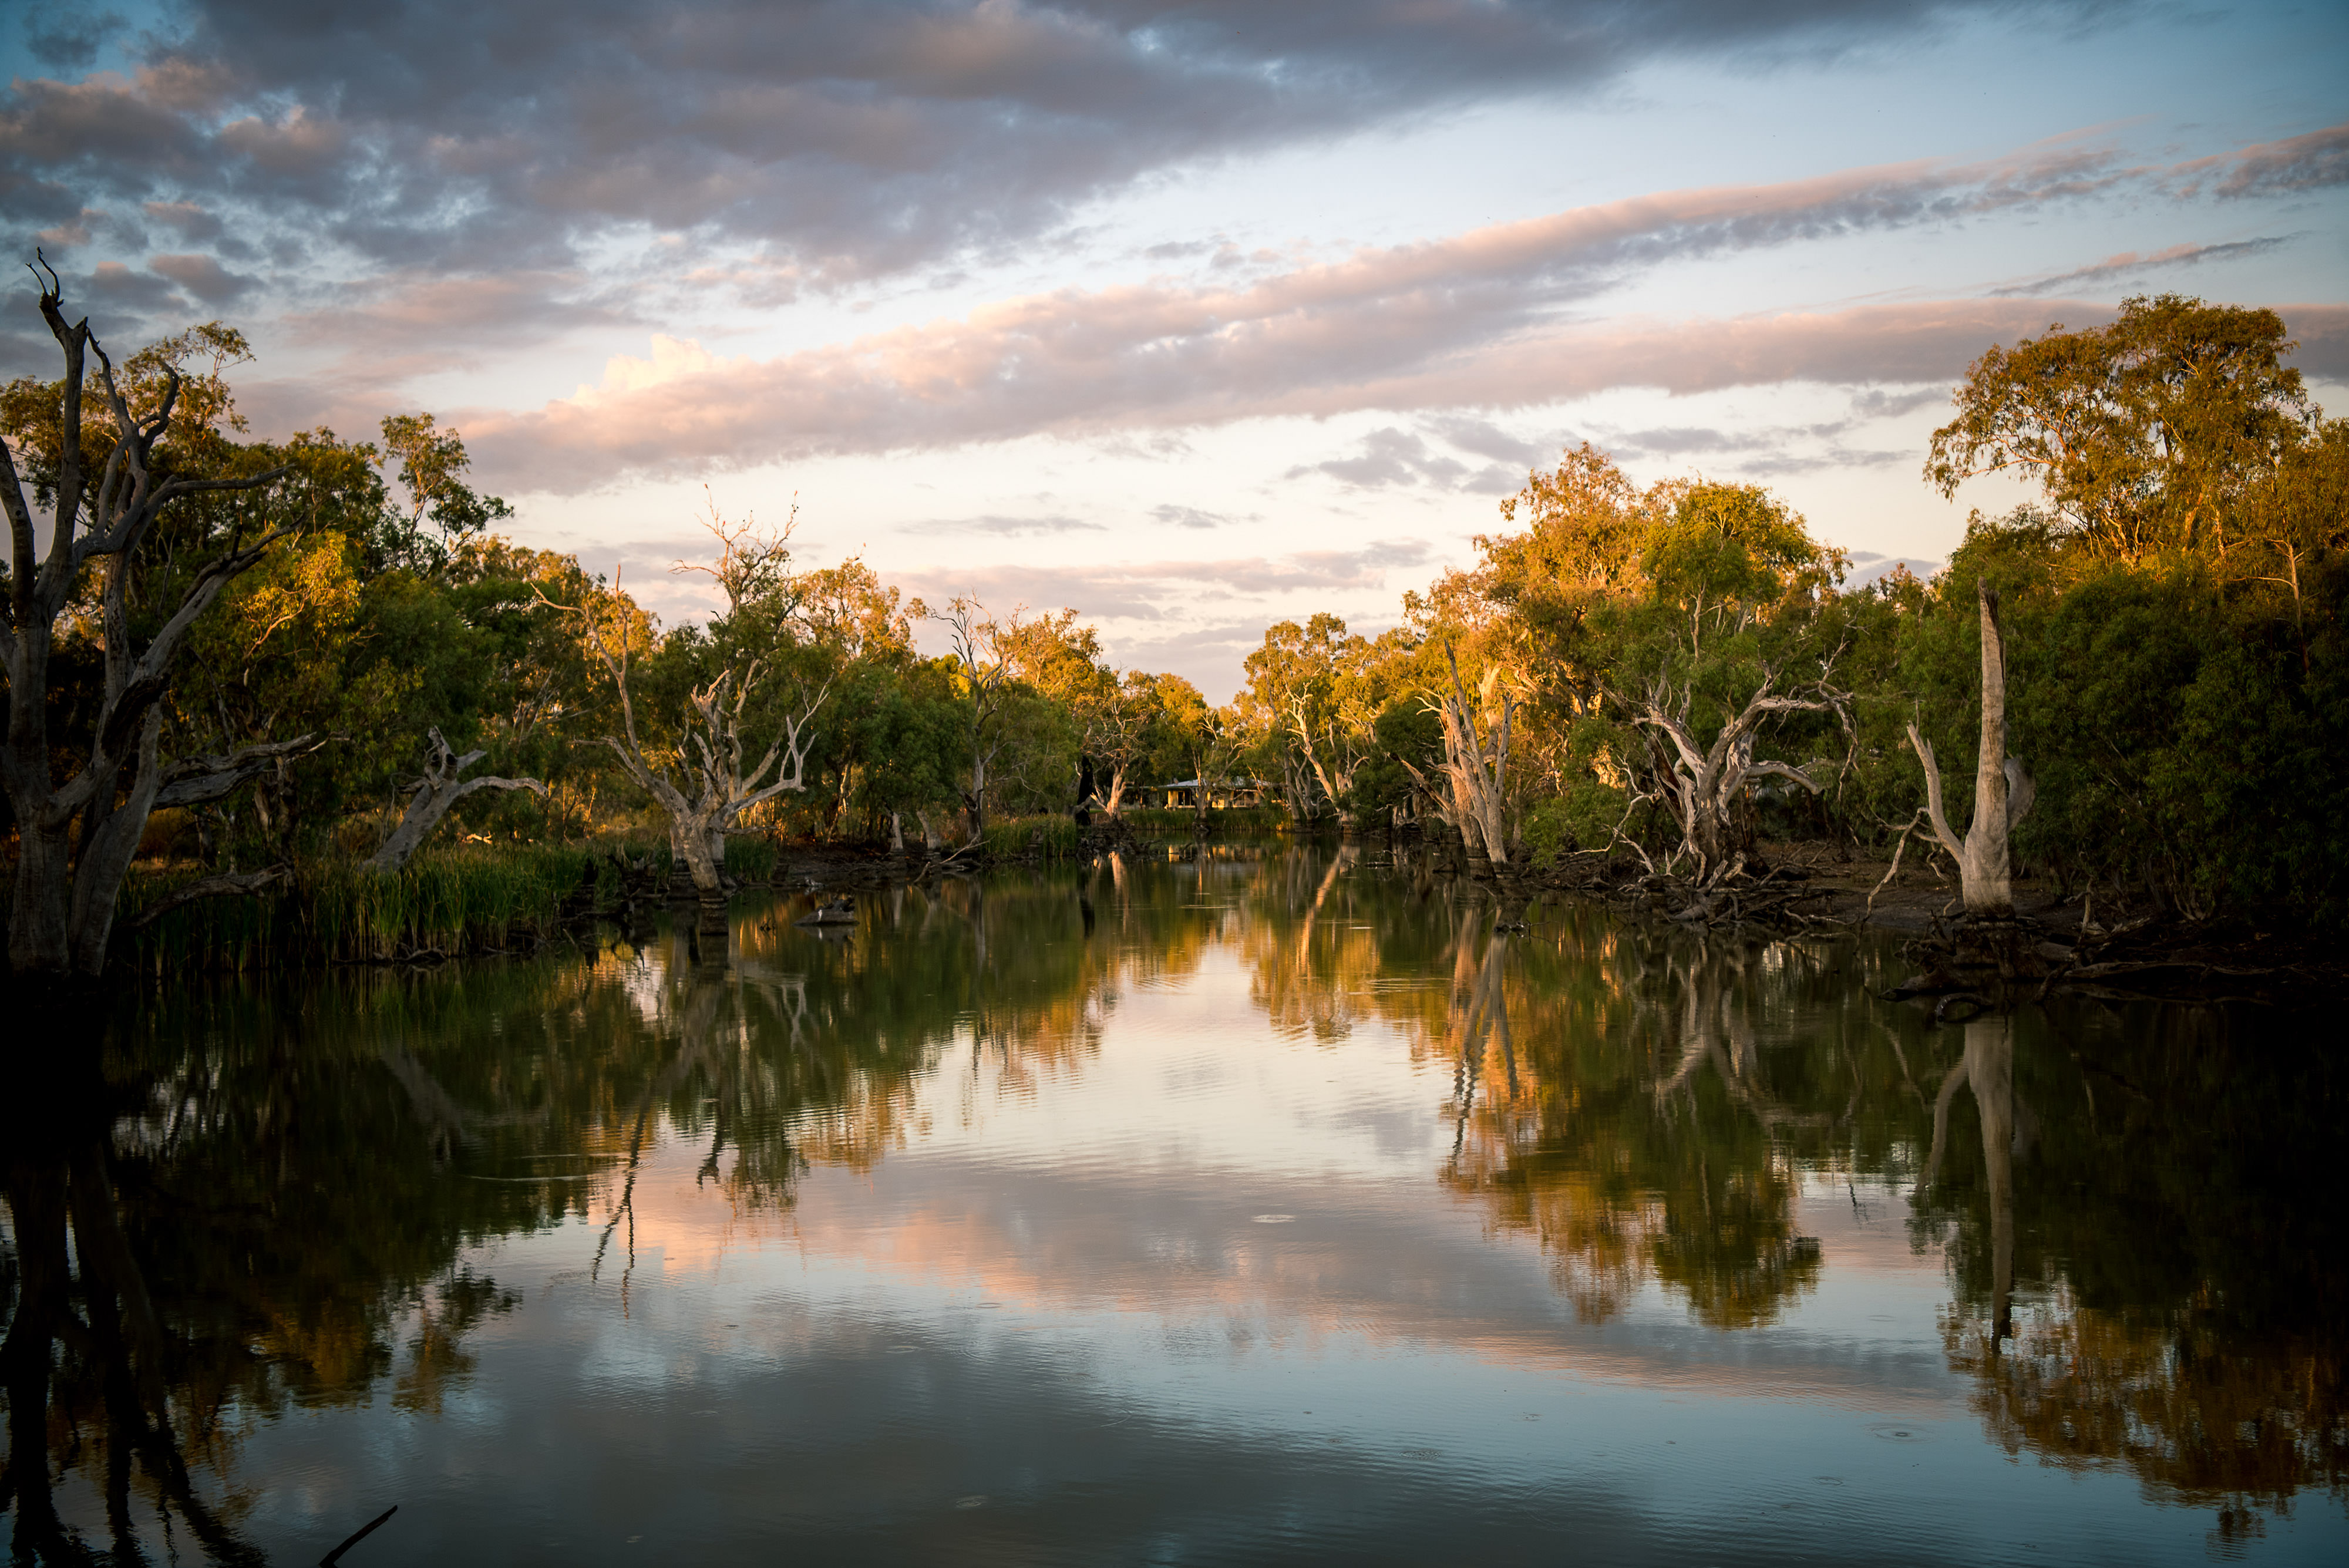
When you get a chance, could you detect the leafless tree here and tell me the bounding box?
[362,727,546,873]
[1633,665,1839,888]
[1,260,302,978]
[565,578,826,894]
[930,595,1015,843]
[1906,581,2035,916]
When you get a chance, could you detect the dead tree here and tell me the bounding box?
[1405,644,1515,871]
[930,595,1014,844]
[1633,666,1838,888]
[570,591,826,894]
[1906,581,2035,917]
[1,261,297,979]
[363,727,546,872]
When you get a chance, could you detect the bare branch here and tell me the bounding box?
[153,732,331,809]
[121,865,294,934]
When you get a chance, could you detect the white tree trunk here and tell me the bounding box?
[364,728,546,873]
[1906,581,2032,917]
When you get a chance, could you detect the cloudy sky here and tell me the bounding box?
[5,1,2345,696]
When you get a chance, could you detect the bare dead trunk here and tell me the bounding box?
[556,587,824,898]
[1436,645,1513,869]
[1907,581,2031,917]
[363,728,545,873]
[1634,669,1835,888]
[1967,1016,2016,1344]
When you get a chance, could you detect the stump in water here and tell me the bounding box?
[1889,914,2054,1006]
[691,893,730,969]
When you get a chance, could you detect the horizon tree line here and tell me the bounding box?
[4,277,2345,981]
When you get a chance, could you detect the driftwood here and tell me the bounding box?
[152,732,332,809]
[319,1504,399,1566]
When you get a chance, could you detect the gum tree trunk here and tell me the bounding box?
[362,728,545,873]
[1907,581,2035,917]
[1634,673,1835,889]
[2,265,294,980]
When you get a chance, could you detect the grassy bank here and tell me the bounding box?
[977,816,1089,860]
[117,833,792,972]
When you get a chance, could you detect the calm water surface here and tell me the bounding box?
[6,847,2344,1564]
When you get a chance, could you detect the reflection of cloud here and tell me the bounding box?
[768,1149,1954,1406]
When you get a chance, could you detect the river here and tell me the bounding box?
[4,846,2343,1564]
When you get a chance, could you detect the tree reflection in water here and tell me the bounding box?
[1919,1010,2348,1550]
[2,850,2342,1557]
[0,872,1152,1561]
[1351,850,2343,1538]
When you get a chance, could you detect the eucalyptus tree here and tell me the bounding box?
[1608,483,1852,887]
[0,265,306,979]
[928,594,1017,842]
[1415,645,1517,870]
[1926,294,2317,563]
[557,501,827,892]
[1241,613,1386,830]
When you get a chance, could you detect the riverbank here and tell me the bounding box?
[1509,840,2347,1003]
[76,822,2341,998]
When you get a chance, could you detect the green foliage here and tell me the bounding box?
[1343,699,1441,820]
[978,815,1087,860]
[1926,294,2317,560]
[22,291,2349,959]
[119,843,629,971]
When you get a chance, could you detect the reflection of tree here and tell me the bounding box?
[2,862,1244,1557]
[4,1054,290,1564]
[1244,846,1385,1041]
[10,852,2342,1552]
[1430,924,1823,1328]
[1917,1009,2348,1538]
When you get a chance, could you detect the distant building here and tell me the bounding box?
[1146,777,1274,809]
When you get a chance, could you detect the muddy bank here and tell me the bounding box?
[1507,840,2344,1004]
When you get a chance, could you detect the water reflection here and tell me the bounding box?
[3,850,2343,1562]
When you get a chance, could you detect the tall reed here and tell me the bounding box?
[977,815,1088,861]
[119,843,637,973]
